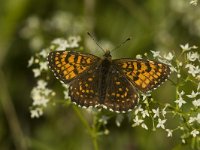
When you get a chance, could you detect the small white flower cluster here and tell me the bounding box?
[190,0,198,6]
[132,101,170,134]
[29,36,81,118]
[30,80,55,118]
[132,44,200,144]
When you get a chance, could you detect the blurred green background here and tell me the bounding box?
[0,0,199,150]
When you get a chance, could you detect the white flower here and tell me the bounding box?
[180,43,191,52]
[68,36,81,48]
[191,129,199,137]
[189,117,197,124]
[187,91,199,98]
[52,38,70,50]
[152,108,160,118]
[33,96,49,107]
[175,97,186,108]
[132,116,144,127]
[99,116,109,125]
[39,61,48,71]
[104,129,110,135]
[187,52,199,62]
[134,105,143,115]
[166,129,173,137]
[164,52,174,61]
[162,108,167,117]
[193,99,200,107]
[136,54,142,59]
[141,123,148,130]
[190,0,198,6]
[185,64,200,77]
[32,68,41,77]
[37,80,47,89]
[151,51,160,58]
[156,118,166,129]
[30,108,43,118]
[177,90,185,97]
[64,90,70,99]
[28,56,34,67]
[115,114,124,127]
[141,110,149,118]
[39,49,49,58]
[182,139,186,144]
[35,58,39,63]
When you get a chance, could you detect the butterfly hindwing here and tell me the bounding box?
[68,66,100,108]
[103,66,139,112]
[48,50,100,83]
[113,59,171,92]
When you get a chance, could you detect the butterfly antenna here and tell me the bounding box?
[87,32,105,52]
[111,37,131,53]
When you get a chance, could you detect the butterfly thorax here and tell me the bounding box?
[98,50,112,103]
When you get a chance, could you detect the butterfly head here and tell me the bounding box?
[103,50,112,60]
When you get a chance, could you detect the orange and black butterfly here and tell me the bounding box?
[48,46,171,113]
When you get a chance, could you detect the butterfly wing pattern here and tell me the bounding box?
[48,50,171,113]
[113,59,171,93]
[103,66,138,113]
[48,50,100,83]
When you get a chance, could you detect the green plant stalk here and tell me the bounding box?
[72,105,99,150]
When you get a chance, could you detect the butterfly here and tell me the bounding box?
[47,48,171,113]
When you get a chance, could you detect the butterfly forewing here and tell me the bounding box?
[103,66,138,112]
[113,59,171,92]
[48,50,100,83]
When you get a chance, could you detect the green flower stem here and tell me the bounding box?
[72,106,99,150]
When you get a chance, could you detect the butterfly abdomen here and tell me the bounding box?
[98,58,112,103]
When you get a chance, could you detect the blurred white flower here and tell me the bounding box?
[187,52,199,62]
[134,105,143,115]
[191,129,199,137]
[52,38,70,50]
[141,123,148,130]
[32,68,41,77]
[187,91,199,98]
[189,116,196,124]
[177,90,185,97]
[28,56,34,67]
[190,0,198,6]
[164,52,174,61]
[185,64,200,77]
[30,108,43,118]
[64,90,70,100]
[151,51,160,58]
[136,54,142,59]
[115,114,124,127]
[52,36,81,50]
[166,129,173,137]
[141,110,149,118]
[180,43,191,52]
[156,118,166,129]
[37,80,47,89]
[152,108,160,118]
[175,97,186,108]
[182,139,186,144]
[192,99,200,107]
[99,116,109,125]
[39,49,49,58]
[132,116,144,127]
[39,61,48,71]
